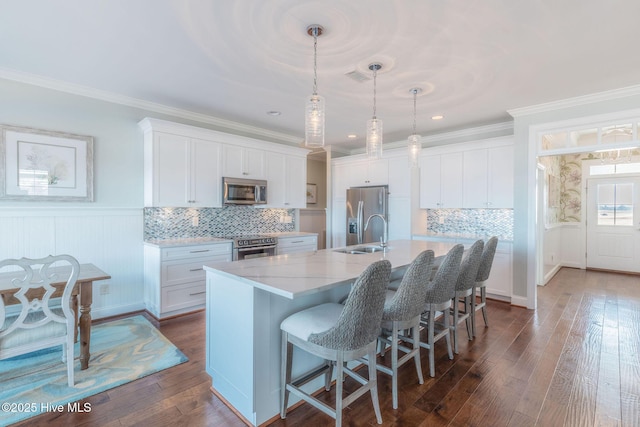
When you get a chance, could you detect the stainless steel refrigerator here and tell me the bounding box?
[346,185,389,245]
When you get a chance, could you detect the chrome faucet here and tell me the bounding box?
[364,214,388,247]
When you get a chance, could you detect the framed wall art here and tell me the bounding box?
[306,183,317,204]
[0,125,94,202]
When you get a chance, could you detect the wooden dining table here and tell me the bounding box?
[0,263,111,370]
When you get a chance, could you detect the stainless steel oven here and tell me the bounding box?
[228,235,277,261]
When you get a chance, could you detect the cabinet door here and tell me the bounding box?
[153,132,190,206]
[463,149,489,208]
[264,152,285,207]
[191,138,222,207]
[331,199,347,248]
[488,145,514,208]
[439,152,463,207]
[222,146,265,178]
[284,155,306,208]
[419,155,441,208]
[221,145,244,178]
[245,148,266,179]
[387,156,411,198]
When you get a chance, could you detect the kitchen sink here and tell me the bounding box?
[334,245,386,254]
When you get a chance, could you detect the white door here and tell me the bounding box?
[586,177,640,272]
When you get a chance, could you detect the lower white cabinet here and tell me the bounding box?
[276,235,318,255]
[412,235,512,300]
[144,242,232,318]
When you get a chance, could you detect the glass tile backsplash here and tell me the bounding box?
[144,207,296,240]
[426,209,513,240]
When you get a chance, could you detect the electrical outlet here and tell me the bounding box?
[280,215,293,224]
[100,284,109,295]
[438,216,445,224]
[191,216,199,227]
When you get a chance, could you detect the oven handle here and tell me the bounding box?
[237,245,277,252]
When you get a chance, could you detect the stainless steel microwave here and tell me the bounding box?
[222,177,267,205]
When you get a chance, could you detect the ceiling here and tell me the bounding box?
[2,0,640,153]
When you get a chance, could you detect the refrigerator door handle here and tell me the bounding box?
[357,200,364,244]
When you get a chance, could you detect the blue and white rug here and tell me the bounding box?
[0,315,188,425]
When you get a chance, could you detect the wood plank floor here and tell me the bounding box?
[14,267,640,426]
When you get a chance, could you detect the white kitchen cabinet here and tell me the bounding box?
[332,159,388,197]
[463,145,513,208]
[419,152,463,208]
[143,131,221,207]
[276,234,318,255]
[144,242,232,319]
[222,145,265,179]
[264,152,307,208]
[387,156,411,198]
[412,235,512,299]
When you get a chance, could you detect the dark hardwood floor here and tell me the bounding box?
[16,267,640,426]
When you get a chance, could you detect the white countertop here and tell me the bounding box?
[204,239,459,299]
[144,237,232,248]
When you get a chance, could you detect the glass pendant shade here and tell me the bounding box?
[304,25,324,148]
[305,93,325,147]
[366,118,383,159]
[408,133,421,167]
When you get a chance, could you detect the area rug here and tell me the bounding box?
[0,315,188,425]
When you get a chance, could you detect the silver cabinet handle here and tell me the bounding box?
[189,291,206,296]
[189,267,203,272]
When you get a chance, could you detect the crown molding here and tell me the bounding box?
[508,84,640,118]
[0,67,303,145]
[347,121,513,155]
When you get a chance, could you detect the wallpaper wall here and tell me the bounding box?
[540,153,582,223]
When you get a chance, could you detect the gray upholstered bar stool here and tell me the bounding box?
[472,236,499,336]
[280,260,391,427]
[376,250,434,409]
[420,244,464,377]
[451,240,484,354]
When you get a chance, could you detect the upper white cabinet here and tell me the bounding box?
[420,136,513,209]
[419,152,464,208]
[140,118,309,208]
[333,158,388,198]
[222,145,265,179]
[463,145,513,208]
[143,130,221,207]
[264,152,307,208]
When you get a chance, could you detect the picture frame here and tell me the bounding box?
[0,125,94,202]
[306,183,317,204]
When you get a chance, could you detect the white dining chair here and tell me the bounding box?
[0,255,80,387]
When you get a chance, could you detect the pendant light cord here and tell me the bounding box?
[312,28,318,96]
[412,90,417,134]
[372,66,377,119]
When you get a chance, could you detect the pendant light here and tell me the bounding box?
[305,25,325,148]
[408,87,422,168]
[366,63,383,159]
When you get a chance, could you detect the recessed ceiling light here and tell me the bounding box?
[347,134,357,139]
[266,110,281,116]
[431,115,444,120]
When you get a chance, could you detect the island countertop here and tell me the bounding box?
[203,239,459,299]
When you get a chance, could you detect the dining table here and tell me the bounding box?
[0,263,111,370]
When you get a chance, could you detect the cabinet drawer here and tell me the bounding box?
[161,257,213,286]
[161,243,232,261]
[161,281,206,313]
[277,236,317,249]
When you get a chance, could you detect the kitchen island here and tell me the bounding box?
[203,239,459,426]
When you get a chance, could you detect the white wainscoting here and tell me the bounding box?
[0,208,144,319]
[542,222,584,285]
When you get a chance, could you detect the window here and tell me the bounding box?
[597,182,633,226]
[590,161,640,175]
